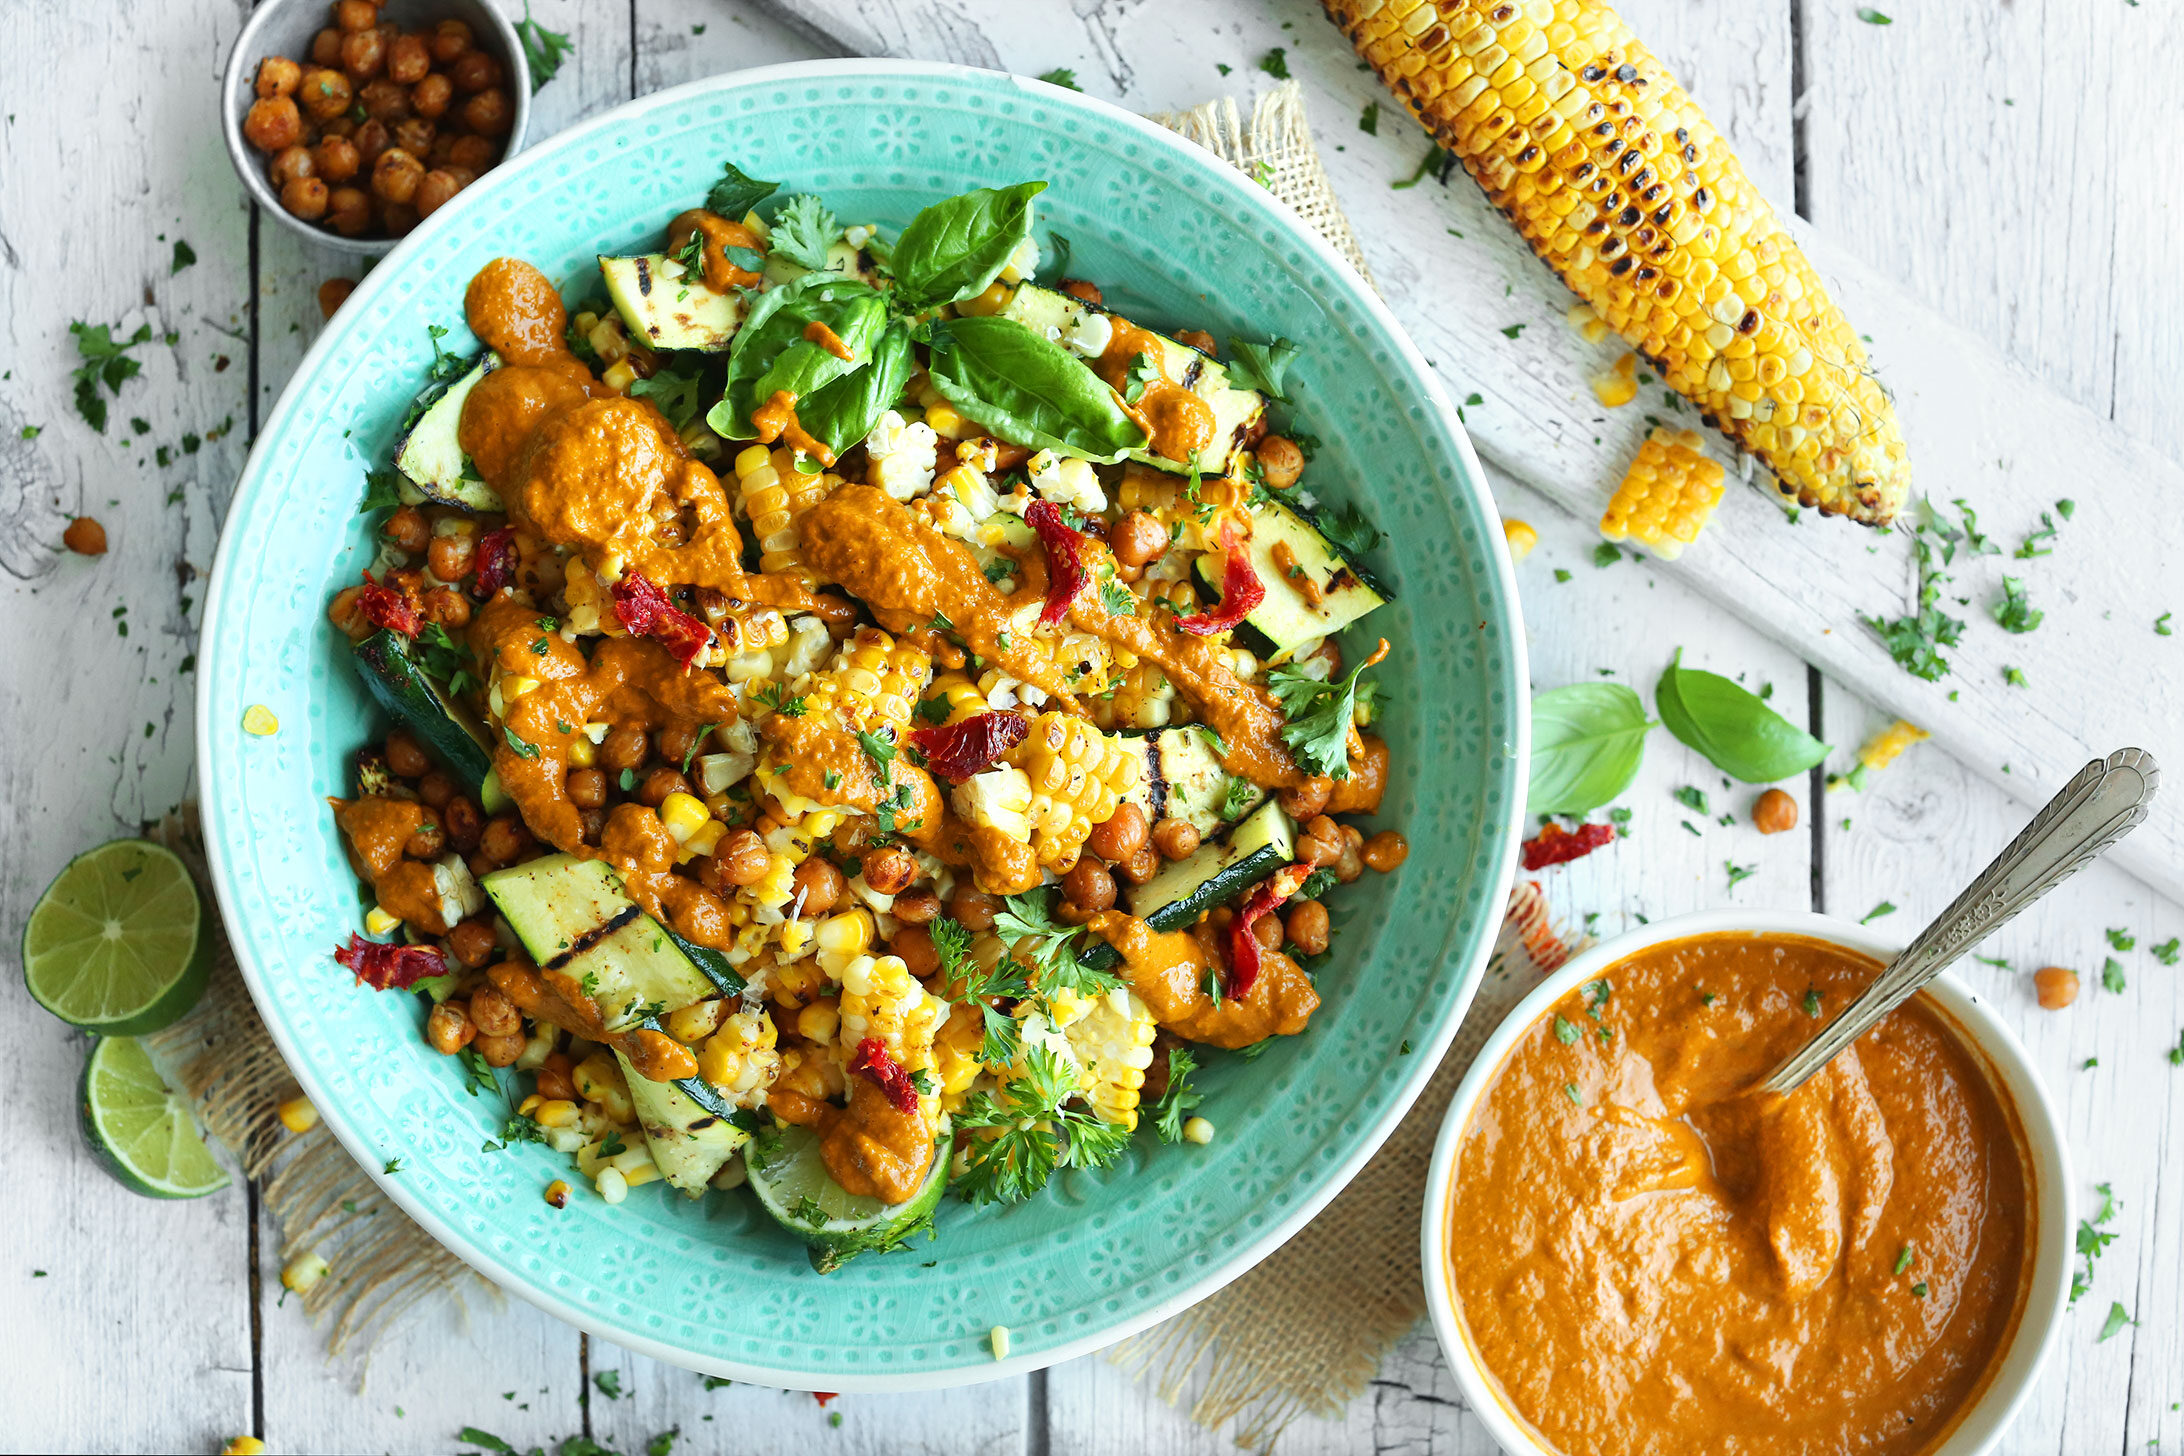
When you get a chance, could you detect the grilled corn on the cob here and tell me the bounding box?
[1324,0,1910,524]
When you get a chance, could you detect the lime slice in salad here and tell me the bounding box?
[80,1036,231,1199]
[24,839,211,1034]
[746,1122,948,1273]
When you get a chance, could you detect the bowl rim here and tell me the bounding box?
[197,58,1531,1390]
[218,0,533,258]
[1418,908,2074,1456]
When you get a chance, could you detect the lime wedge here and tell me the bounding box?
[80,1036,230,1199]
[746,1122,948,1273]
[24,839,210,1034]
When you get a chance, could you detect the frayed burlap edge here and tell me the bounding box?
[143,814,487,1370]
[1149,80,1377,293]
[1108,883,1588,1449]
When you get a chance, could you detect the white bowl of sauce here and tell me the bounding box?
[1421,909,2072,1456]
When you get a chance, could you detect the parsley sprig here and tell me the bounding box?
[952,1044,1131,1204]
[69,320,155,433]
[993,891,1121,999]
[1267,656,1378,779]
[768,194,841,273]
[1152,1046,1203,1144]
[930,916,1029,1068]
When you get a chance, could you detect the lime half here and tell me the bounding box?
[25,839,210,1034]
[80,1036,230,1199]
[747,1122,948,1273]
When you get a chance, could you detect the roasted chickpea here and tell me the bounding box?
[535,1050,576,1101]
[326,185,373,236]
[421,584,470,628]
[1333,825,1366,884]
[334,0,378,32]
[1297,814,1344,868]
[1256,435,1305,490]
[565,766,607,810]
[378,199,420,237]
[1285,900,1331,957]
[577,807,607,845]
[429,18,474,63]
[385,727,430,778]
[356,77,411,123]
[1252,911,1283,951]
[404,816,444,861]
[1117,842,1161,886]
[310,27,345,65]
[637,767,691,808]
[792,857,845,917]
[442,794,483,853]
[425,1000,475,1054]
[599,722,650,775]
[460,87,512,136]
[351,117,390,166]
[410,70,455,122]
[654,723,698,769]
[2034,967,2079,1010]
[1108,511,1170,570]
[475,1029,526,1067]
[1062,859,1116,916]
[387,32,431,84]
[426,132,458,167]
[448,917,499,969]
[1277,775,1333,821]
[370,145,423,204]
[892,924,940,980]
[480,814,532,865]
[339,26,386,79]
[296,66,352,122]
[243,94,304,151]
[448,48,503,92]
[391,117,436,158]
[447,133,497,171]
[1085,802,1148,865]
[716,829,769,886]
[469,984,520,1037]
[64,517,109,557]
[255,55,303,98]
[891,886,941,925]
[1059,278,1103,305]
[948,888,999,931]
[326,584,369,639]
[416,770,456,808]
[313,134,360,183]
[426,530,473,582]
[1753,787,1799,835]
[1175,328,1217,356]
[280,176,330,221]
[861,845,918,896]
[1361,830,1409,873]
[1150,817,1200,862]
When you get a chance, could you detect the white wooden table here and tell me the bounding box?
[4,1,2181,1451]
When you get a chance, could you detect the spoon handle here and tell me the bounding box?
[1758,747,2160,1097]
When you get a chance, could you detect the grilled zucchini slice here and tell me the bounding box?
[391,352,500,511]
[352,629,508,814]
[1199,494,1390,658]
[600,254,750,353]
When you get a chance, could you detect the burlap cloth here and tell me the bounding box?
[150,80,1556,1446]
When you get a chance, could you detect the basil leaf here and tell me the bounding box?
[924,315,1148,463]
[705,160,779,220]
[1529,683,1652,815]
[707,274,887,441]
[1225,336,1298,402]
[888,181,1046,311]
[794,322,915,461]
[1655,650,1829,783]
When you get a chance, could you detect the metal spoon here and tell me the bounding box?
[1758,747,2160,1097]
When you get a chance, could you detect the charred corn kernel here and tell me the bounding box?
[1005,712,1141,870]
[1566,301,1612,344]
[573,1052,635,1125]
[1590,351,1639,408]
[544,1178,572,1208]
[282,1250,329,1293]
[698,1008,781,1103]
[242,704,279,736]
[566,734,596,768]
[602,358,638,394]
[838,953,945,1073]
[222,1439,268,1456]
[990,1325,1012,1361]
[666,998,730,1045]
[1182,1115,1215,1145]
[1600,428,1727,560]
[277,1096,319,1133]
[363,905,402,937]
[1328,0,1909,524]
[659,791,710,843]
[586,313,631,364]
[595,1166,629,1204]
[924,402,968,440]
[534,1097,580,1128]
[1860,719,1928,772]
[1502,518,1539,561]
[807,627,932,734]
[778,917,816,959]
[1064,987,1159,1129]
[814,907,875,977]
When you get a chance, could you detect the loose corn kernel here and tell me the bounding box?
[990,1325,1012,1361]
[925,402,967,440]
[518,1092,544,1116]
[276,1096,319,1133]
[1859,719,1929,772]
[595,1166,629,1204]
[797,997,841,1045]
[242,704,279,736]
[573,1052,635,1124]
[363,905,401,937]
[620,1160,663,1188]
[666,998,730,1045]
[602,358,638,393]
[659,791,711,843]
[1589,351,1639,408]
[683,820,727,859]
[534,1098,580,1128]
[545,1178,572,1208]
[1502,518,1538,561]
[281,1250,329,1294]
[221,1440,268,1456]
[1599,428,1727,560]
[1182,1116,1215,1145]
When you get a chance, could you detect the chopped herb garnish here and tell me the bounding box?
[1257,46,1290,79]
[1802,987,1822,1017]
[1894,1245,1915,1275]
[1672,786,1709,814]
[1036,67,1081,90]
[2102,957,2127,993]
[2106,927,2136,951]
[2098,1302,2135,1341]
[1726,861,1755,891]
[1593,542,1622,568]
[67,320,154,433]
[1153,1046,1203,1144]
[1862,901,1897,924]
[515,1,575,91]
[1553,1015,1581,1046]
[1992,576,2044,634]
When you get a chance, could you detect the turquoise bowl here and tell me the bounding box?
[198,60,1527,1390]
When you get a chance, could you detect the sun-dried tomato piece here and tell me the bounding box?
[1026,499,1093,628]
[812,1393,839,1408]
[909,711,1031,784]
[332,932,449,991]
[1519,820,1617,871]
[1175,519,1264,636]
[1221,864,1309,1001]
[848,1036,920,1115]
[471,526,516,599]
[610,570,712,668]
[357,571,421,639]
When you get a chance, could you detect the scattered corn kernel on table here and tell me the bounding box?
[6,0,2183,1451]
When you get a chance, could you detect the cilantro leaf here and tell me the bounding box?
[515,2,574,91]
[1036,67,1081,90]
[68,320,154,433]
[1992,576,2044,634]
[768,194,840,273]
[1316,500,1383,559]
[707,161,780,221]
[628,361,710,431]
[1225,336,1299,402]
[993,890,1120,999]
[1152,1046,1202,1144]
[1268,657,1376,780]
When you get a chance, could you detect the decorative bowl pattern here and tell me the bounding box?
[198,60,1527,1389]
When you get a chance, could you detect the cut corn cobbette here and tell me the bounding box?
[1600,427,1726,560]
[1324,0,1911,524]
